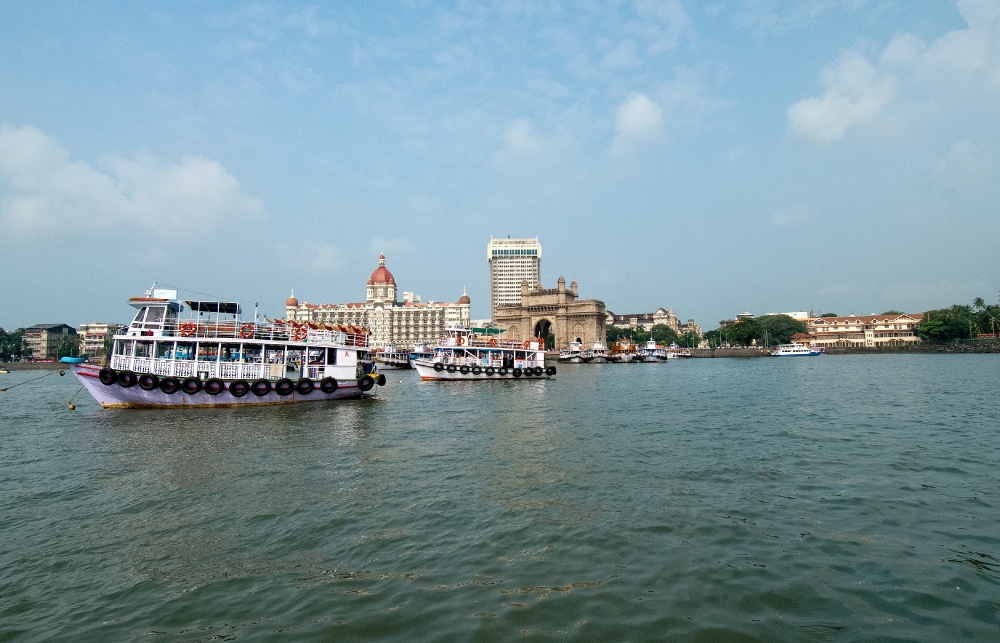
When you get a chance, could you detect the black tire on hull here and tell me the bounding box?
[320,377,338,394]
[204,378,224,395]
[512,368,522,378]
[534,367,544,376]
[181,377,202,394]
[546,366,556,376]
[376,374,386,386]
[117,370,137,388]
[138,373,159,391]
[251,379,271,396]
[498,367,508,376]
[275,378,294,396]
[472,366,481,375]
[433,362,444,372]
[358,376,375,392]
[229,380,250,397]
[99,368,117,386]
[460,365,470,374]
[446,364,457,373]
[296,378,314,395]
[159,377,180,394]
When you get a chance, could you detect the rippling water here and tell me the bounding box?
[2,355,999,642]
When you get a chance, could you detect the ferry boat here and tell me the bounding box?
[636,339,667,362]
[558,341,585,363]
[70,286,385,408]
[771,342,823,357]
[412,326,555,381]
[610,340,637,363]
[664,344,693,360]
[407,342,434,369]
[374,346,412,369]
[582,341,611,363]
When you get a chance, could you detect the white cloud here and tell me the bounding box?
[0,124,265,240]
[495,119,552,161]
[789,0,1000,143]
[772,203,813,227]
[611,92,664,155]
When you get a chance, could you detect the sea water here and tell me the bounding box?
[1,355,998,641]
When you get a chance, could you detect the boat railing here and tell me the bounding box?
[110,355,279,380]
[124,320,369,347]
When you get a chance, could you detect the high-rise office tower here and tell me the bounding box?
[487,237,542,321]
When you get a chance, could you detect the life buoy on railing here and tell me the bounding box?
[522,340,530,349]
[488,338,497,347]
[292,327,308,342]
[240,323,255,339]
[456,336,465,346]
[180,322,197,337]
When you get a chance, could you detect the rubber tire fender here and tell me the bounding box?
[546,366,556,376]
[522,368,532,377]
[251,379,271,396]
[296,378,314,395]
[138,373,159,391]
[433,362,444,372]
[275,378,294,396]
[159,377,180,394]
[358,376,375,392]
[498,367,508,376]
[485,366,495,376]
[204,378,224,395]
[376,373,386,386]
[512,368,522,378]
[229,380,250,397]
[181,377,202,394]
[446,364,457,373]
[534,367,544,376]
[320,377,338,394]
[459,365,470,374]
[117,370,137,388]
[99,367,117,386]
[471,366,481,375]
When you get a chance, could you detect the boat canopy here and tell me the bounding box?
[185,301,242,316]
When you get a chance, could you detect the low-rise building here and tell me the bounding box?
[606,308,700,337]
[807,313,924,348]
[78,323,125,357]
[22,323,76,360]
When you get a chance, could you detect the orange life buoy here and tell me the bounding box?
[456,336,465,346]
[488,338,497,347]
[180,322,197,337]
[292,327,308,342]
[522,340,530,349]
[240,323,255,339]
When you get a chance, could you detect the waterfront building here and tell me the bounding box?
[487,237,542,321]
[807,313,924,348]
[494,277,606,349]
[22,323,76,360]
[78,323,126,357]
[286,255,470,349]
[606,308,701,337]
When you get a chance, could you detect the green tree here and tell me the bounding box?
[881,310,903,315]
[56,334,81,359]
[650,324,680,345]
[0,327,27,361]
[756,314,809,345]
[916,305,974,342]
[677,331,701,348]
[820,312,838,317]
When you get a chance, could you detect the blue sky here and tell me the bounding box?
[1,0,998,329]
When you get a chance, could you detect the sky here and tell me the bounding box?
[1,0,998,330]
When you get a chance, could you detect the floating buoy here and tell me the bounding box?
[68,403,75,410]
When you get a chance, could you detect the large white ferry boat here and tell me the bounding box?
[636,339,667,362]
[771,342,823,357]
[412,326,555,381]
[558,341,585,363]
[71,286,385,408]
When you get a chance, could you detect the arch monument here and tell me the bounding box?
[494,276,606,349]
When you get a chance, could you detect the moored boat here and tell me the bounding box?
[558,341,585,363]
[71,285,385,408]
[374,346,412,369]
[583,341,611,363]
[636,339,667,362]
[610,340,637,363]
[412,326,554,381]
[771,342,823,356]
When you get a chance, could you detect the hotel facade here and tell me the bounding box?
[488,237,542,321]
[806,313,924,348]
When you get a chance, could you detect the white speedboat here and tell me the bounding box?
[558,341,585,363]
[71,285,384,408]
[665,344,692,359]
[771,342,823,356]
[412,326,554,381]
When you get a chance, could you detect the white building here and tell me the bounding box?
[285,255,471,349]
[488,237,542,321]
[78,323,125,357]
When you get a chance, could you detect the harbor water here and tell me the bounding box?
[1,355,998,641]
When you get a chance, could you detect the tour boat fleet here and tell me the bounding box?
[71,286,385,408]
[411,326,555,381]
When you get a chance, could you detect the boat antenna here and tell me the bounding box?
[145,282,157,297]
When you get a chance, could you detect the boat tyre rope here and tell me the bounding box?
[485,366,495,376]
[138,373,159,391]
[240,323,256,339]
[251,379,271,396]
[546,366,557,376]
[99,367,117,386]
[181,377,202,394]
[358,376,375,392]
[376,374,386,386]
[512,368,522,378]
[275,378,294,396]
[117,370,137,388]
[204,378,224,395]
[159,377,180,394]
[433,362,444,372]
[296,378,314,395]
[229,380,250,397]
[446,364,457,373]
[320,377,338,394]
[471,366,481,375]
[498,367,508,376]
[460,365,470,374]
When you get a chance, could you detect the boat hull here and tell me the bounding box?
[413,360,553,381]
[72,364,372,408]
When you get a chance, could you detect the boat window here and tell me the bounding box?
[114,340,129,355]
[135,341,153,358]
[286,348,303,373]
[220,343,243,362]
[198,343,219,361]
[156,342,173,359]
[175,342,195,360]
[264,345,284,364]
[326,349,337,365]
[131,307,147,325]
[144,306,165,328]
[243,344,263,363]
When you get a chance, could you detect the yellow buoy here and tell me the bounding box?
[68,403,76,410]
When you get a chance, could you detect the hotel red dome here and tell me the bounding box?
[367,254,396,285]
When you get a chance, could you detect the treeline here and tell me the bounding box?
[0,327,26,361]
[606,324,701,348]
[917,299,1000,342]
[703,315,808,347]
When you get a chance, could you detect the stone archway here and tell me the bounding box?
[533,318,553,350]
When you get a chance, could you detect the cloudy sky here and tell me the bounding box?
[1,0,998,329]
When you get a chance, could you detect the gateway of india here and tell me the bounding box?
[487,237,607,348]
